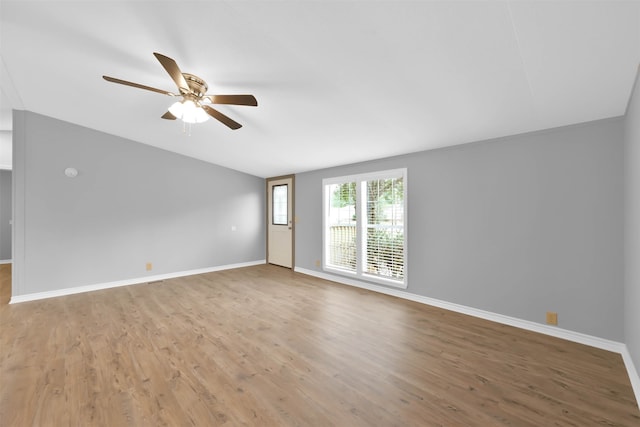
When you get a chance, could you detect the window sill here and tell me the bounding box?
[323,266,407,290]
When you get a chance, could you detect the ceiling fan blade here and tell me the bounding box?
[207,95,258,107]
[153,52,190,94]
[161,111,176,120]
[202,105,242,130]
[103,76,174,96]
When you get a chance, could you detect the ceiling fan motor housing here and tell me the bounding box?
[182,73,208,97]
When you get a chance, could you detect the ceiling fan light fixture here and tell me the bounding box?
[168,100,210,124]
[182,100,203,124]
[193,105,210,123]
[168,100,184,118]
[182,100,197,123]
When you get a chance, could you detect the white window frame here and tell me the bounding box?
[322,168,408,289]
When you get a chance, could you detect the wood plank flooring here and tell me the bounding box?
[1,264,638,426]
[0,263,10,306]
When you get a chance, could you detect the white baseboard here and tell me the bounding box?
[621,346,640,408]
[0,259,11,265]
[10,260,266,304]
[294,267,640,409]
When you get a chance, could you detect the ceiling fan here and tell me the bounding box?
[103,52,257,130]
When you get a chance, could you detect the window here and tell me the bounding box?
[272,184,288,225]
[325,181,357,272]
[323,169,407,288]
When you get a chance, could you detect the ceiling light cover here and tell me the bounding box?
[169,100,210,124]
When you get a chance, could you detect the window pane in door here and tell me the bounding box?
[272,184,288,225]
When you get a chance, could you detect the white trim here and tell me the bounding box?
[621,346,640,407]
[0,259,11,265]
[294,267,640,409]
[10,260,265,304]
[322,168,406,186]
[0,164,12,170]
[324,266,407,289]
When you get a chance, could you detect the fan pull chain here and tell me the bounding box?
[181,121,193,136]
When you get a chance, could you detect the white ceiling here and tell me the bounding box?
[1,1,639,178]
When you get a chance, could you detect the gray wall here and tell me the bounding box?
[296,118,624,341]
[0,169,11,260]
[624,72,640,372]
[12,111,265,296]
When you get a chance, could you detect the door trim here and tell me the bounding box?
[266,174,295,269]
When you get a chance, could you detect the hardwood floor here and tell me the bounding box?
[0,264,638,426]
[0,263,10,305]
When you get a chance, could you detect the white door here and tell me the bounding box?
[267,176,293,268]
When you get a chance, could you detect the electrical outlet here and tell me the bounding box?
[546,311,558,325]
[315,260,321,267]
[146,262,153,271]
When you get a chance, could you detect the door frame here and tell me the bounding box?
[266,174,295,269]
